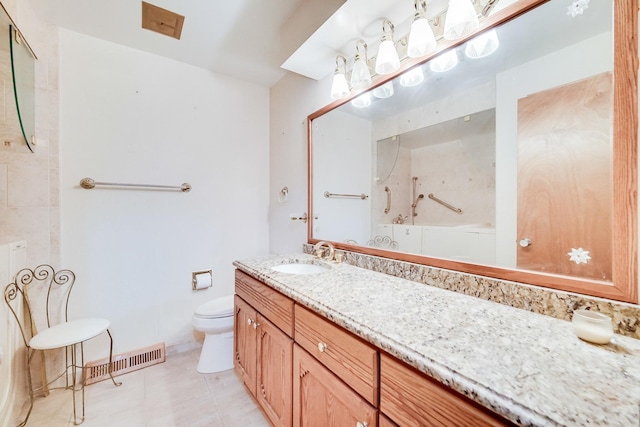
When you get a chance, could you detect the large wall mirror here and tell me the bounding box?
[308,0,638,303]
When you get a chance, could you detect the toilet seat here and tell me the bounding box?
[194,295,234,319]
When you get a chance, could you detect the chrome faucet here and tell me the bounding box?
[312,241,335,261]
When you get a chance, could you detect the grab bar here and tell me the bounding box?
[384,186,391,214]
[324,191,368,200]
[428,193,462,214]
[80,178,192,192]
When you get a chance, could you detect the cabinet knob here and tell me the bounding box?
[317,342,328,352]
[253,321,260,330]
[356,422,368,427]
[519,238,532,247]
[247,318,253,326]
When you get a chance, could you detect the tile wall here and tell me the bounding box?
[0,0,60,267]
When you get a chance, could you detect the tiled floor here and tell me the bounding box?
[17,348,269,427]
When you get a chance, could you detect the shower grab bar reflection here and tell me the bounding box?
[79,178,192,192]
[428,193,463,214]
[384,186,391,214]
[324,191,368,200]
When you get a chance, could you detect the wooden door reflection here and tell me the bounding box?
[517,72,613,281]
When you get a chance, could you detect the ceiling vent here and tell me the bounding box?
[141,1,184,40]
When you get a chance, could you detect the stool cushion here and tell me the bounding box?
[30,318,110,350]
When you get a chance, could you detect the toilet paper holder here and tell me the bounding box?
[192,270,213,291]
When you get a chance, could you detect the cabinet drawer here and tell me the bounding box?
[235,270,294,337]
[294,304,378,405]
[380,354,511,427]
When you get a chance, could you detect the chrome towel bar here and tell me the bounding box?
[79,178,191,192]
[428,193,462,214]
[324,191,368,200]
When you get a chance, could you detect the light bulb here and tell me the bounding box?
[351,92,371,108]
[373,81,394,99]
[465,29,499,59]
[330,72,350,100]
[330,55,350,100]
[400,67,424,87]
[407,17,437,58]
[429,50,458,73]
[351,55,372,90]
[444,0,480,40]
[375,20,400,75]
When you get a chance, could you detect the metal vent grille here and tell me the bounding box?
[84,342,166,385]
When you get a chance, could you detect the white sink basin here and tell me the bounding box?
[271,263,330,275]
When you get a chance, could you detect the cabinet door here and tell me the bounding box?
[293,345,377,427]
[256,314,293,427]
[234,295,257,395]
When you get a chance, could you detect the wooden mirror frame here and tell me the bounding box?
[307,0,638,303]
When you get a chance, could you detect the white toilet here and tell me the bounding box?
[192,295,235,373]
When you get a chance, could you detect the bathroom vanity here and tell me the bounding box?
[233,254,640,426]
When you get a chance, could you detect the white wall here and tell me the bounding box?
[269,72,331,254]
[59,30,270,358]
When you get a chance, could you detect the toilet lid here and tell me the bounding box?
[195,295,235,318]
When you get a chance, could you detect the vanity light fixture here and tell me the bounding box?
[444,0,480,40]
[375,19,401,75]
[430,49,458,72]
[350,40,372,90]
[351,92,372,108]
[465,29,499,58]
[407,0,437,58]
[400,66,425,87]
[373,81,395,99]
[328,0,490,100]
[330,55,350,100]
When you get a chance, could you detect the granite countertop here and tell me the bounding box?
[233,253,640,427]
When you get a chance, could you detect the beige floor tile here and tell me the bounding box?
[16,348,268,427]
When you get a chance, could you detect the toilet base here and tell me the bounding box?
[197,330,234,374]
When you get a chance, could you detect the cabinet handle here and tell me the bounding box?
[356,422,368,427]
[253,321,260,330]
[317,342,328,352]
[247,318,254,326]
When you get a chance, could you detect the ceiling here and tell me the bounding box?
[28,0,346,87]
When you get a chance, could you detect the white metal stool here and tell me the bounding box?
[4,265,122,426]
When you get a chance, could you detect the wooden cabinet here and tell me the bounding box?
[294,304,378,405]
[234,271,294,427]
[293,344,377,427]
[235,269,514,427]
[380,354,511,427]
[379,413,398,427]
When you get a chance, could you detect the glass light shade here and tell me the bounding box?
[330,71,350,100]
[351,92,371,108]
[444,0,480,40]
[350,55,372,90]
[429,50,458,73]
[465,29,500,59]
[407,17,437,58]
[373,81,394,99]
[400,67,424,87]
[375,39,401,75]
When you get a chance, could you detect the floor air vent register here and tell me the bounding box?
[84,342,166,385]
